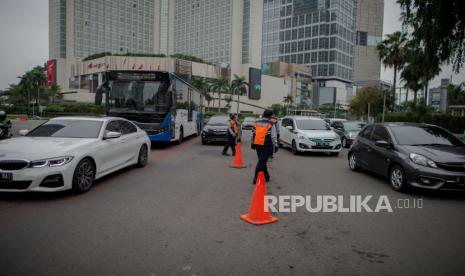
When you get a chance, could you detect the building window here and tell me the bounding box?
[357,31,367,46]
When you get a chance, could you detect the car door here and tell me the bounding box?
[280,118,290,145]
[119,120,142,163]
[370,125,394,176]
[356,125,374,168]
[99,120,127,173]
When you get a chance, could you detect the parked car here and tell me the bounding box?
[324,118,347,125]
[331,121,366,148]
[279,116,342,155]
[241,116,256,130]
[0,117,151,193]
[348,123,465,192]
[201,115,230,145]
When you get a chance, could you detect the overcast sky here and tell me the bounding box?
[0,0,463,91]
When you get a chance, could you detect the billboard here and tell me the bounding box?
[46,59,57,85]
[248,67,262,100]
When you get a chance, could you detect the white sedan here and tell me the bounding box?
[0,117,151,193]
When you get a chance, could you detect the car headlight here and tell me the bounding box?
[409,153,437,168]
[30,156,74,168]
[298,134,306,140]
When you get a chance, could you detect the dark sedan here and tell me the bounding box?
[331,120,365,148]
[348,123,465,192]
[201,115,230,145]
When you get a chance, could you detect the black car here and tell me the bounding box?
[348,123,465,192]
[331,121,366,148]
[201,115,230,145]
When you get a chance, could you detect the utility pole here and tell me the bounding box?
[367,102,371,123]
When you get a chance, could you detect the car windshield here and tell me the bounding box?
[108,80,170,113]
[296,119,329,130]
[26,120,103,138]
[390,125,464,146]
[207,116,229,125]
[343,121,365,131]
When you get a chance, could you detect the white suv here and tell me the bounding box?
[279,116,342,156]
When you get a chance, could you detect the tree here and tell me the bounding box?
[377,31,408,108]
[398,0,465,72]
[270,103,286,117]
[47,84,62,104]
[448,84,465,105]
[349,86,393,118]
[210,77,230,113]
[283,94,293,115]
[224,95,233,112]
[230,74,249,114]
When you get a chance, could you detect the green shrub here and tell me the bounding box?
[379,112,465,133]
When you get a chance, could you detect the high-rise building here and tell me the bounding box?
[173,0,263,74]
[353,0,383,85]
[49,0,172,60]
[262,0,357,83]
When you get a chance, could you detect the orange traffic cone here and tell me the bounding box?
[230,142,246,168]
[240,172,279,225]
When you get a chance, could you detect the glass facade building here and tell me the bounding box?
[50,0,156,59]
[262,0,356,82]
[173,0,232,64]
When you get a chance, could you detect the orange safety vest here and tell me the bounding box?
[253,121,272,146]
[231,120,238,135]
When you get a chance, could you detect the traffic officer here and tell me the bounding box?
[222,113,238,156]
[251,109,278,184]
[269,116,279,159]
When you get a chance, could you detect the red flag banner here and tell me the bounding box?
[132,64,136,69]
[88,63,93,69]
[45,59,56,85]
[138,64,143,70]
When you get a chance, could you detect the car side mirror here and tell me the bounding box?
[19,129,29,136]
[285,125,294,130]
[375,140,391,149]
[104,131,122,140]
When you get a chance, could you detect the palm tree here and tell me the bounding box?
[210,77,230,113]
[230,74,249,114]
[377,31,408,109]
[47,84,61,104]
[224,95,233,112]
[283,94,293,115]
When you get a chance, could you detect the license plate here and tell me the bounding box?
[317,142,329,147]
[0,172,13,181]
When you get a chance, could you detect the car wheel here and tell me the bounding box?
[278,139,283,148]
[331,152,339,156]
[201,138,208,145]
[291,140,299,155]
[177,127,184,145]
[342,137,347,148]
[72,158,95,194]
[136,144,148,168]
[390,165,407,192]
[348,152,360,171]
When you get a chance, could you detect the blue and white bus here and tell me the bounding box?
[96,70,203,143]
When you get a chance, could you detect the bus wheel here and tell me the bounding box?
[177,127,184,145]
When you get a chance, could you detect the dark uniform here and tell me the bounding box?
[222,114,238,156]
[251,110,278,184]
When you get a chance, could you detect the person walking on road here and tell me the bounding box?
[222,114,238,156]
[251,109,278,184]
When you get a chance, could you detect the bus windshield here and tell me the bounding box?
[108,80,171,113]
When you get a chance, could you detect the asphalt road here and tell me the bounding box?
[1,122,465,275]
